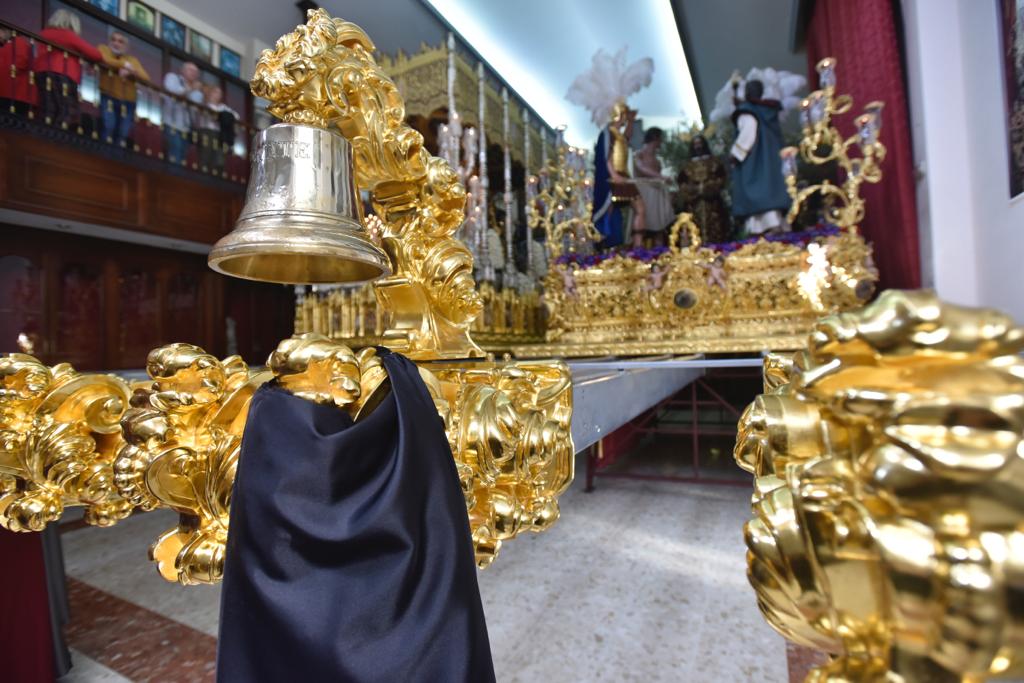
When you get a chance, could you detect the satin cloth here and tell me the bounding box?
[217,350,495,683]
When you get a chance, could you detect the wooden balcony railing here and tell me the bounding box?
[0,18,261,184]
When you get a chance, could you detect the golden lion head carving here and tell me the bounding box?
[736,289,1024,682]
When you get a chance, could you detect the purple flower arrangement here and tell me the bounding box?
[704,224,841,254]
[554,223,842,269]
[555,246,671,268]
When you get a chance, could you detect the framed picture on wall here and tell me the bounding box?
[160,15,186,50]
[89,0,120,16]
[126,1,156,34]
[189,29,213,64]
[1000,0,1024,197]
[219,47,241,78]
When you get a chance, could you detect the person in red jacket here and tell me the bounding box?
[0,26,34,116]
[34,9,102,129]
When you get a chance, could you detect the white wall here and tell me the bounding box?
[960,1,1024,320]
[902,0,1024,321]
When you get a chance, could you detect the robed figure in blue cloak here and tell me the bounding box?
[729,79,792,237]
[592,127,624,248]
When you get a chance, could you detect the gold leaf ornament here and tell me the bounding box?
[736,290,1024,682]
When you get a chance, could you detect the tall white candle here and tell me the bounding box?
[502,89,513,269]
[541,131,548,174]
[523,109,531,274]
[477,62,489,274]
[446,33,455,117]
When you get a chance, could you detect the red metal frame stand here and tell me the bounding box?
[584,368,760,491]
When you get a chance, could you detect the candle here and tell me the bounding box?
[502,89,513,270]
[477,62,489,278]
[816,57,837,90]
[523,109,531,274]
[780,146,798,181]
[447,33,456,117]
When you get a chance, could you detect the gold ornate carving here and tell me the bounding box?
[0,10,575,588]
[0,355,133,531]
[253,9,481,360]
[431,358,574,568]
[527,218,877,358]
[116,345,270,585]
[1,333,573,581]
[735,290,1024,682]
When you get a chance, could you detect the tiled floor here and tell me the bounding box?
[56,443,801,682]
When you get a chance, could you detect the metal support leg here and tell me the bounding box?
[691,381,700,480]
[585,442,598,492]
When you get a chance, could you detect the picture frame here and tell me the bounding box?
[1000,0,1024,197]
[160,15,186,51]
[126,0,156,35]
[89,0,120,16]
[219,47,241,78]
[189,28,213,64]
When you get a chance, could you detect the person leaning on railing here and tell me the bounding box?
[161,60,203,164]
[97,29,150,146]
[34,9,102,128]
[198,84,237,174]
[0,25,34,116]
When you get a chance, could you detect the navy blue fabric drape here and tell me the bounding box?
[216,350,495,683]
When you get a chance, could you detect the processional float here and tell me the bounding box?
[517,58,883,357]
[298,55,884,359]
[3,11,1024,683]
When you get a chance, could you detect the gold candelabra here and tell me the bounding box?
[781,57,886,230]
[736,290,1024,682]
[527,131,598,261]
[0,10,574,578]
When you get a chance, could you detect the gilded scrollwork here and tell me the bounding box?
[0,355,133,532]
[432,359,574,568]
[0,331,574,581]
[0,10,575,591]
[736,290,1024,682]
[114,344,270,585]
[532,213,876,358]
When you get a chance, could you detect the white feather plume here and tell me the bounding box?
[707,67,807,123]
[566,46,654,128]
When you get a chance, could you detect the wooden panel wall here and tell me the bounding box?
[0,131,244,245]
[2,229,294,371]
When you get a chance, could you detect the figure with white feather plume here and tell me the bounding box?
[566,47,656,249]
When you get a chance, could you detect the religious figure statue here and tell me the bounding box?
[707,67,805,238]
[594,99,646,248]
[729,79,793,236]
[632,126,676,246]
[676,134,730,243]
[566,47,655,250]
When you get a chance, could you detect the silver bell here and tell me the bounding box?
[209,123,391,285]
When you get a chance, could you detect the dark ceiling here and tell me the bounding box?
[671,0,809,118]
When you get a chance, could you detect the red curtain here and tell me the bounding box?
[806,0,921,289]
[0,530,56,682]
